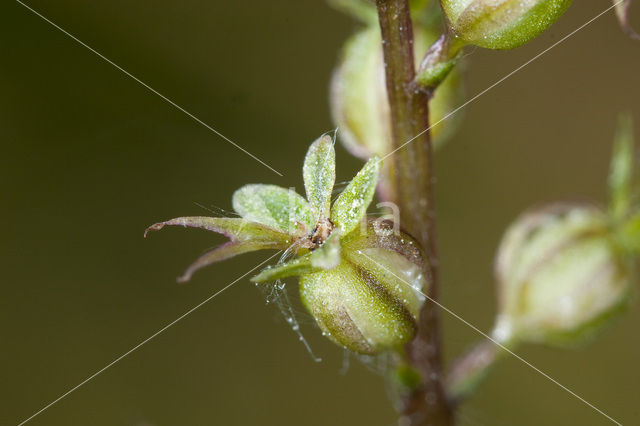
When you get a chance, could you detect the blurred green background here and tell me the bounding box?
[2,1,639,425]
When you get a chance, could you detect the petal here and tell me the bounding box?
[232,184,313,234]
[303,134,336,220]
[251,255,317,283]
[144,216,291,245]
[330,156,380,235]
[178,241,282,283]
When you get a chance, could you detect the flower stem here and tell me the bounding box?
[446,340,505,403]
[375,1,453,424]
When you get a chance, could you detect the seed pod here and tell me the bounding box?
[493,204,632,347]
[441,0,573,50]
[300,220,428,354]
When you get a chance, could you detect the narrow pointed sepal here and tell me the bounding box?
[330,156,381,235]
[145,217,293,282]
[178,241,283,283]
[144,217,291,244]
[303,134,336,221]
[232,184,313,235]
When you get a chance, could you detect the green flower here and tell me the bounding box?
[146,135,428,354]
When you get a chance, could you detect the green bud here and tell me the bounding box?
[441,0,573,50]
[330,24,463,160]
[493,204,632,347]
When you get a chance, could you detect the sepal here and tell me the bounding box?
[144,217,292,282]
[232,184,313,235]
[303,134,336,221]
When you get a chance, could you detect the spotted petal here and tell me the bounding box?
[303,134,336,221]
[330,156,380,235]
[233,184,313,235]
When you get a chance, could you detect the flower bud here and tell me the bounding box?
[330,25,463,160]
[299,220,428,354]
[492,204,632,347]
[441,0,573,50]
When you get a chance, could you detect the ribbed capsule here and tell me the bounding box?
[300,220,428,354]
[441,0,573,50]
[492,204,632,347]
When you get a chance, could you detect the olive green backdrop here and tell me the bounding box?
[2,1,639,425]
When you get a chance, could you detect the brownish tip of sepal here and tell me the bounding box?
[176,272,192,284]
[144,222,166,238]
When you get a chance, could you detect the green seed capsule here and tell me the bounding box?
[441,0,573,50]
[493,204,632,347]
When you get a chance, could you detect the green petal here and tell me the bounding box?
[303,134,336,221]
[251,255,317,283]
[232,184,313,235]
[330,156,381,235]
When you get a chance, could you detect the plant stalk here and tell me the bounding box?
[375,1,453,425]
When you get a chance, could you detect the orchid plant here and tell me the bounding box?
[147,1,639,424]
[146,135,428,354]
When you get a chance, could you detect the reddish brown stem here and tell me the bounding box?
[375,1,454,425]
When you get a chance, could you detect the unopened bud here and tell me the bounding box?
[492,204,632,347]
[330,25,463,159]
[441,0,573,50]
